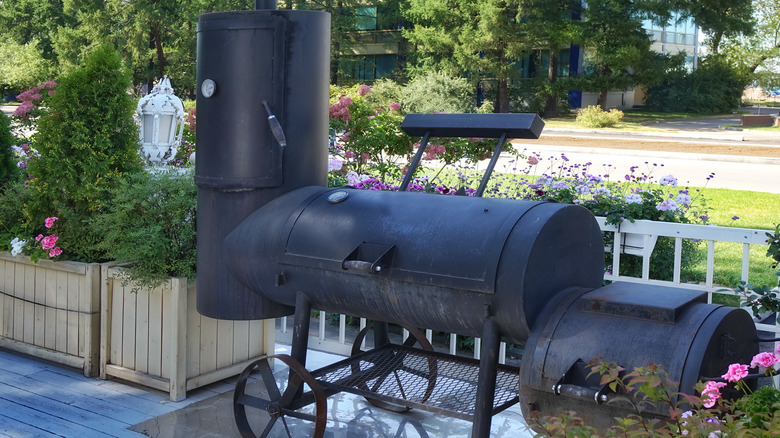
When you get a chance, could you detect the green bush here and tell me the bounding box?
[576,105,624,128]
[25,44,141,262]
[0,182,30,250]
[0,111,18,187]
[92,170,197,288]
[401,71,477,113]
[645,57,746,114]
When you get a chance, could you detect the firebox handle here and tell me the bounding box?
[262,100,287,149]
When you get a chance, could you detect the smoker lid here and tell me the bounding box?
[281,189,548,294]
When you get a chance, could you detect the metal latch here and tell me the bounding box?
[553,359,613,404]
[342,243,395,274]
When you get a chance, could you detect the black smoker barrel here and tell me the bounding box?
[195,9,330,319]
[224,188,605,344]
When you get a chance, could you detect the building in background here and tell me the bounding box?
[339,5,702,110]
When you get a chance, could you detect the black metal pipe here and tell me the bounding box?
[475,131,507,197]
[472,315,500,437]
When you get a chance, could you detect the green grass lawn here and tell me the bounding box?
[542,110,723,131]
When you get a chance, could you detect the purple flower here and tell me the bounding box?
[732,215,740,220]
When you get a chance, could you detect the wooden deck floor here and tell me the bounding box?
[0,348,234,437]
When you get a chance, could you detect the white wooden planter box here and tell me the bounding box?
[99,265,274,401]
[0,252,100,377]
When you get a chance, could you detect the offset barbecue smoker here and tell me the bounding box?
[195,4,758,437]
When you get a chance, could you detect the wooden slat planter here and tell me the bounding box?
[0,252,100,377]
[99,266,274,401]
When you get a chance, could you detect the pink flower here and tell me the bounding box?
[41,235,58,250]
[751,352,778,369]
[389,102,401,111]
[13,101,35,117]
[361,153,370,161]
[722,363,749,382]
[40,80,57,89]
[47,90,56,96]
[701,381,727,408]
[357,85,371,96]
[49,247,62,258]
[345,150,355,159]
[44,217,58,228]
[35,234,44,241]
[528,156,539,165]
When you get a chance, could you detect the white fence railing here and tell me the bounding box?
[276,218,778,362]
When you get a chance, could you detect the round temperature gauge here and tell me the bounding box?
[201,79,217,98]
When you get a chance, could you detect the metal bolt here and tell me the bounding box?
[374,266,382,272]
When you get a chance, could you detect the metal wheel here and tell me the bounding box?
[350,325,438,413]
[234,354,327,438]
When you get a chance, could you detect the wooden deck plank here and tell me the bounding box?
[0,395,117,437]
[0,368,151,427]
[0,375,142,436]
[0,412,62,437]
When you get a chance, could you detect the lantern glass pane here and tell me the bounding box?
[143,115,155,142]
[158,115,173,144]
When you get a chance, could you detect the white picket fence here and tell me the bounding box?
[276,218,779,363]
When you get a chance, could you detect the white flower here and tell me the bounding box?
[675,193,691,205]
[10,238,26,257]
[625,193,642,204]
[328,158,343,172]
[593,187,611,196]
[656,199,679,211]
[659,174,678,187]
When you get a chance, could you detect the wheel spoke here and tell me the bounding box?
[260,416,277,438]
[257,360,282,402]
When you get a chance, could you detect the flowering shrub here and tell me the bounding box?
[11,80,57,129]
[329,84,504,187]
[329,84,413,181]
[171,106,196,167]
[7,216,63,262]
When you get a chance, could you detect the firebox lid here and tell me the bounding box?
[581,282,707,324]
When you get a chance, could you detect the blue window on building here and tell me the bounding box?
[356,6,377,30]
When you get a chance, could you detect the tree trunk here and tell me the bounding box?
[152,22,165,79]
[597,89,608,109]
[542,50,560,118]
[497,79,509,113]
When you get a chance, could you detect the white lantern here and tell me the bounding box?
[137,76,185,164]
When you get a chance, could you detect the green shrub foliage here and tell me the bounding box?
[0,182,30,248]
[576,105,625,128]
[645,57,746,114]
[25,44,141,261]
[0,111,17,187]
[93,170,196,288]
[401,71,477,113]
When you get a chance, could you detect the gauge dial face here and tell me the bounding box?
[201,79,216,98]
